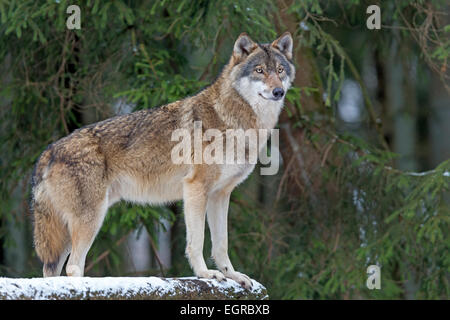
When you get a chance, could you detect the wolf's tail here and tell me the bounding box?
[31,152,70,277]
[32,196,69,276]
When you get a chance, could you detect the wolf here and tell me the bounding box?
[31,32,295,289]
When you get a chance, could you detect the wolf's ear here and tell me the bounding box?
[271,32,293,60]
[233,33,257,62]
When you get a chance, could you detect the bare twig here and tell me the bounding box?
[85,231,132,273]
[55,31,71,135]
[141,221,166,277]
[280,123,319,206]
[275,154,296,202]
[321,138,336,167]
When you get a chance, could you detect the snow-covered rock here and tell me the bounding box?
[0,276,268,300]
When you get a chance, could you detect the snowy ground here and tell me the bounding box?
[0,276,268,300]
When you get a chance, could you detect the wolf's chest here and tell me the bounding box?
[251,100,283,130]
[212,163,256,193]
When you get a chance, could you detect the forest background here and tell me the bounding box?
[0,0,449,299]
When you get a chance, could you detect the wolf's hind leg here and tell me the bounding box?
[207,190,253,289]
[66,197,108,277]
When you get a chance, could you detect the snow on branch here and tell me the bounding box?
[0,276,268,300]
[385,166,450,177]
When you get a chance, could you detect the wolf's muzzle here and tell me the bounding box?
[272,87,285,100]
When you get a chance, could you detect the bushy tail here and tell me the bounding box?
[32,190,69,277]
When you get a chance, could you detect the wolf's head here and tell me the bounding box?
[229,32,295,106]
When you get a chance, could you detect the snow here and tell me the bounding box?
[299,21,310,31]
[0,276,267,300]
[385,166,450,177]
[338,80,363,123]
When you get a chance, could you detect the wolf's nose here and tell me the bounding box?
[272,87,285,100]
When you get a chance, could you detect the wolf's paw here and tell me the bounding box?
[226,271,253,290]
[66,265,82,277]
[196,269,227,282]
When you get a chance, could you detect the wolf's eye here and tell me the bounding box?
[277,66,284,73]
[255,67,263,74]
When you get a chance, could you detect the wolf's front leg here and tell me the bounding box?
[207,190,253,289]
[183,179,227,282]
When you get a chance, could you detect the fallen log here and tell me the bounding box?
[0,276,268,300]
